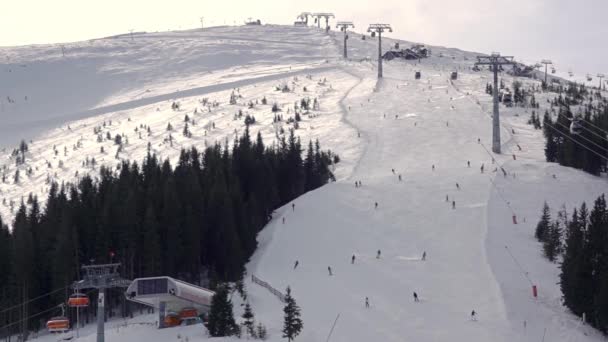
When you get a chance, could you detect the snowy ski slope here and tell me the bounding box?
[2,25,608,342]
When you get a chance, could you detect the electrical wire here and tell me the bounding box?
[0,286,68,315]
[556,111,608,143]
[0,304,64,332]
[544,122,608,162]
[552,120,608,154]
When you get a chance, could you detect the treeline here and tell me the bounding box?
[542,83,608,175]
[535,196,608,333]
[0,128,336,337]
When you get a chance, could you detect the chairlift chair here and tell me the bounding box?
[47,317,70,333]
[68,292,90,308]
[570,118,583,135]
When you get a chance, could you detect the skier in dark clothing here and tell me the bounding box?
[456,183,460,190]
[413,292,419,302]
[398,174,402,181]
[365,297,370,308]
[294,260,299,269]
[292,203,295,211]
[376,250,381,259]
[467,161,471,167]
[422,251,426,261]
[452,201,456,209]
[351,255,356,264]
[471,310,477,321]
[328,266,333,276]
[375,202,378,209]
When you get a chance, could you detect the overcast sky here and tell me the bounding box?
[1,0,606,75]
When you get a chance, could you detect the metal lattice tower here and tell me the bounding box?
[336,21,355,59]
[73,263,131,342]
[541,59,552,85]
[368,24,393,79]
[598,74,605,90]
[312,13,335,29]
[475,52,515,154]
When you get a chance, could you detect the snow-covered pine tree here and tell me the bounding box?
[282,286,303,342]
[242,302,255,338]
[535,202,551,241]
[207,285,238,337]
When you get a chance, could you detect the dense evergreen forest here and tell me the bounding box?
[535,195,608,333]
[541,82,608,175]
[0,128,336,338]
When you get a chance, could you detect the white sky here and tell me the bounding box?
[1,0,607,75]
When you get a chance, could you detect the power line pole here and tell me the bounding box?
[598,73,605,90]
[200,17,204,31]
[73,263,131,342]
[541,59,552,85]
[368,24,392,79]
[129,29,134,41]
[475,52,515,154]
[336,21,354,59]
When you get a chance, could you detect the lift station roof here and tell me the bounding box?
[125,276,215,313]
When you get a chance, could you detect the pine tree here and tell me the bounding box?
[544,207,565,262]
[256,323,267,340]
[543,110,558,162]
[242,302,255,337]
[282,286,303,342]
[207,285,238,337]
[560,207,585,313]
[535,202,551,241]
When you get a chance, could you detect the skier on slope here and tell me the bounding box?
[294,260,299,269]
[376,250,381,259]
[282,217,286,224]
[413,292,419,302]
[452,201,456,209]
[456,183,460,190]
[398,174,402,181]
[292,203,295,211]
[351,255,356,264]
[467,161,471,168]
[328,266,333,276]
[375,202,378,209]
[471,310,477,321]
[365,297,370,308]
[480,164,485,173]
[422,251,426,261]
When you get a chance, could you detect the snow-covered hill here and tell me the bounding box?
[3,24,608,342]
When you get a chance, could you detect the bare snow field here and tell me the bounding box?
[2,24,608,342]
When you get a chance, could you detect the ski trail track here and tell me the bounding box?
[248,59,517,342]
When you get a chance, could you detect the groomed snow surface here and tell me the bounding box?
[2,25,607,342]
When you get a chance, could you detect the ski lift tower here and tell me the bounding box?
[312,13,335,29]
[598,74,605,90]
[73,263,131,342]
[336,21,355,59]
[541,59,552,84]
[368,24,393,79]
[297,12,312,26]
[475,52,515,154]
